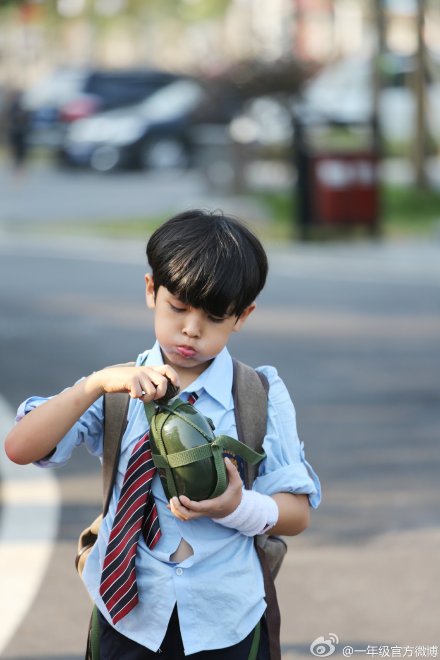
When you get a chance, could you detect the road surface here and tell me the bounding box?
[0,233,439,659]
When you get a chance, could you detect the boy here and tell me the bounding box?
[5,210,320,659]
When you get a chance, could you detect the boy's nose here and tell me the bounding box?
[182,313,201,338]
[182,324,200,339]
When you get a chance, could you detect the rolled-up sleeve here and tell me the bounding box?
[15,387,104,468]
[252,366,321,509]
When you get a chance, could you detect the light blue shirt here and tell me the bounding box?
[17,342,321,655]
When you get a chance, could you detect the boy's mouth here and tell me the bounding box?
[176,345,197,358]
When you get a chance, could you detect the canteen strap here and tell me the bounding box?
[248,620,261,660]
[213,435,266,465]
[208,435,266,498]
[209,443,229,498]
[143,400,156,426]
[153,444,212,469]
[152,436,265,471]
[149,412,179,499]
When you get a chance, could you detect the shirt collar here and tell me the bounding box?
[141,341,164,367]
[141,341,233,410]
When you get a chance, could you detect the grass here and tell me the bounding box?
[26,183,439,244]
[257,184,440,241]
[6,146,438,243]
[381,185,440,237]
[30,216,169,239]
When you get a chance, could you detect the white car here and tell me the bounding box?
[230,54,440,149]
[300,54,440,143]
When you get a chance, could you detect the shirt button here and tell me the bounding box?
[175,568,183,576]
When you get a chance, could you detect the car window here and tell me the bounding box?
[85,76,138,96]
[83,74,175,107]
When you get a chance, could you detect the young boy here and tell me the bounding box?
[5,210,320,660]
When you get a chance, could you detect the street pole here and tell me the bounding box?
[414,0,429,189]
[292,0,305,60]
[371,0,386,237]
[372,0,386,159]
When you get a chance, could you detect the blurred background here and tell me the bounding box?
[1,0,440,236]
[0,1,439,659]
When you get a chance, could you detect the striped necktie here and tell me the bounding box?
[99,391,198,624]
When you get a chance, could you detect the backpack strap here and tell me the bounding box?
[232,359,269,490]
[101,361,134,515]
[232,359,281,660]
[102,392,130,515]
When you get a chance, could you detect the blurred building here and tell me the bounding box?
[0,0,439,92]
[223,0,366,63]
[293,0,366,61]
[225,0,440,63]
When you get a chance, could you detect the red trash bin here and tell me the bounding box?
[310,151,379,229]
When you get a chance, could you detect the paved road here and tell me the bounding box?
[0,162,266,227]
[0,234,439,659]
[1,156,440,229]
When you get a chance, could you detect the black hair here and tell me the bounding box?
[146,209,268,318]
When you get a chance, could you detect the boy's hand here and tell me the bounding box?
[168,458,243,521]
[87,365,179,401]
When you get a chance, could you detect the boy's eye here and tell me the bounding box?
[170,303,187,313]
[168,301,226,323]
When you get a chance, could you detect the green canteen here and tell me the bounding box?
[144,396,266,502]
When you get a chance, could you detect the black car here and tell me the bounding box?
[58,69,178,121]
[60,78,235,172]
[23,68,178,148]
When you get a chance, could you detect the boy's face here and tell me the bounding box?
[145,274,255,381]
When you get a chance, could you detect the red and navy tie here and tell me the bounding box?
[99,392,198,624]
[99,430,159,623]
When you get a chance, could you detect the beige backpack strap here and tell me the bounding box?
[102,393,130,514]
[232,358,269,490]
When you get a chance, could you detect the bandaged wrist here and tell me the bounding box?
[214,489,279,536]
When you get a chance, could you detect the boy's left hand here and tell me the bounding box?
[168,458,242,521]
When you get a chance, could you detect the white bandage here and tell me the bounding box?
[213,489,279,537]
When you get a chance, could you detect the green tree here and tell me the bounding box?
[129,0,232,21]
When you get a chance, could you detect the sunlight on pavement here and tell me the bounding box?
[0,396,61,655]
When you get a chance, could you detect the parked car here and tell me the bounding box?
[60,78,236,172]
[23,68,178,148]
[229,95,293,155]
[298,52,440,143]
[229,53,440,153]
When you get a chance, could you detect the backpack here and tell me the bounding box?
[77,359,286,660]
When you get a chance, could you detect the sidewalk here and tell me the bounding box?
[279,527,440,658]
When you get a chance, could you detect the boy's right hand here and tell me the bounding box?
[88,365,179,402]
[5,363,179,467]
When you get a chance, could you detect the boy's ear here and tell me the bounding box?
[145,273,156,309]
[233,302,256,333]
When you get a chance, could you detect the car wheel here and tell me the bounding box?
[90,145,120,173]
[140,137,189,170]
